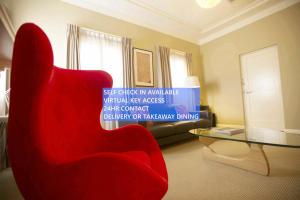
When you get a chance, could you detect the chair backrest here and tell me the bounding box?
[39,67,112,161]
[7,23,54,193]
[8,23,114,167]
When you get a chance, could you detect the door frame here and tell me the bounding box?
[238,44,285,131]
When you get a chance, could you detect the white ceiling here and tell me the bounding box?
[63,0,300,45]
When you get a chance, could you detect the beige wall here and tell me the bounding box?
[3,0,204,88]
[5,0,299,128]
[200,3,300,129]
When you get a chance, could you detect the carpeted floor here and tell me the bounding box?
[162,139,300,200]
[1,139,300,200]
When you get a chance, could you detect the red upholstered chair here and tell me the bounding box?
[8,23,168,200]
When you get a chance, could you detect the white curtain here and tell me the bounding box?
[169,50,188,88]
[79,29,123,87]
[0,69,9,171]
[79,28,123,130]
[186,53,192,76]
[0,69,9,116]
[158,46,172,88]
[66,24,80,70]
[122,37,134,88]
[0,70,6,116]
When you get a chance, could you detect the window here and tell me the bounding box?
[169,49,188,87]
[79,28,123,87]
[0,68,10,115]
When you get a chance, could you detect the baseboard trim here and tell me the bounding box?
[283,129,300,135]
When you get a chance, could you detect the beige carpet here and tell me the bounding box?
[1,139,300,200]
[162,139,300,200]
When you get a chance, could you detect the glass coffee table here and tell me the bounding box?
[190,127,300,176]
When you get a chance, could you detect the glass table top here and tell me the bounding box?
[190,127,300,148]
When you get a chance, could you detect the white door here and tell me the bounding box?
[240,46,285,132]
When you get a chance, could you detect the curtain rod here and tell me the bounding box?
[170,48,187,55]
[79,26,124,39]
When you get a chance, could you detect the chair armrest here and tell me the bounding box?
[101,125,168,179]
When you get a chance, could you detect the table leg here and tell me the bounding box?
[200,138,270,176]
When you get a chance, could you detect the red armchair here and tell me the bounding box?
[8,23,168,200]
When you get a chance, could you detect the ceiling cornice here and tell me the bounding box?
[62,0,199,43]
[201,0,270,34]
[63,0,300,46]
[124,0,202,32]
[112,0,300,45]
[198,0,300,45]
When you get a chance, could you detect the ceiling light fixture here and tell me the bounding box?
[196,0,222,9]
